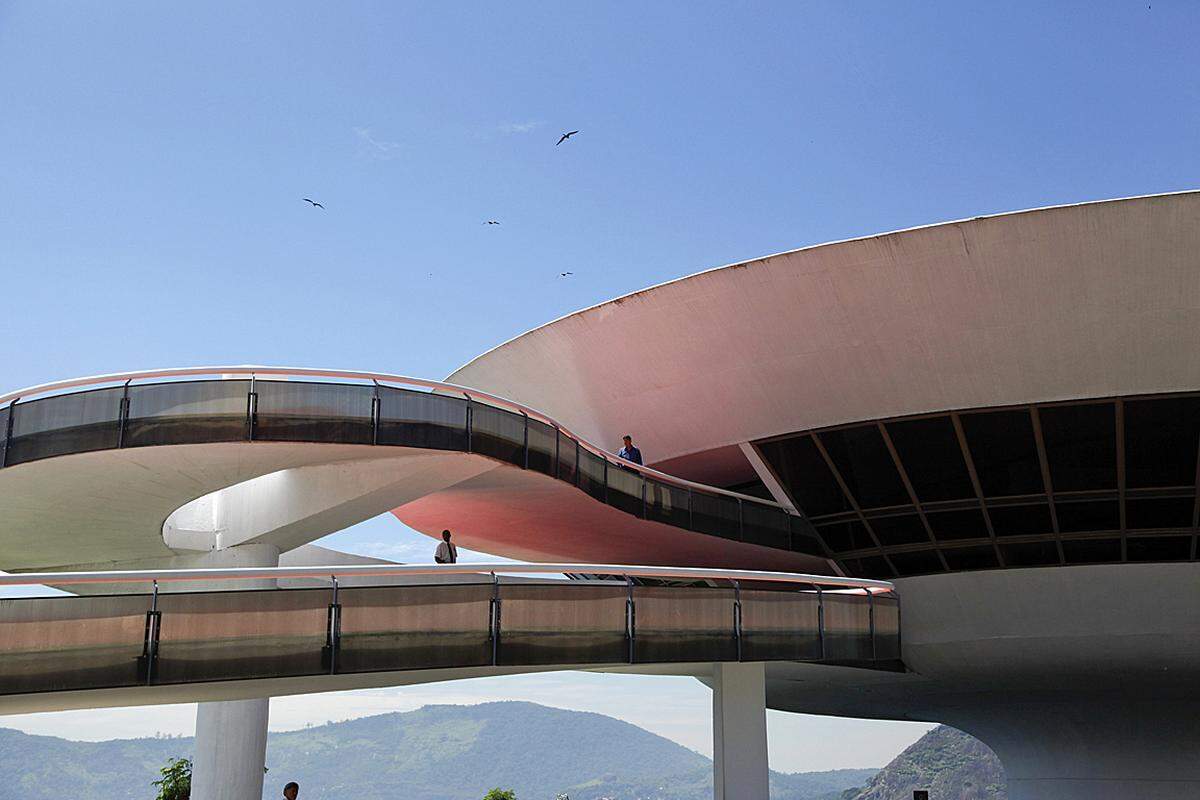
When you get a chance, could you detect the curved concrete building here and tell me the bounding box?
[2,191,1198,799]
[448,191,1200,799]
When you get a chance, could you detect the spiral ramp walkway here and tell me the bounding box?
[0,366,901,800]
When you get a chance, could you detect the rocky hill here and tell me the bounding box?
[846,725,1006,800]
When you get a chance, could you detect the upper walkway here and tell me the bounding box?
[0,367,830,573]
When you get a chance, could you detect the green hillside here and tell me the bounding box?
[0,701,876,800]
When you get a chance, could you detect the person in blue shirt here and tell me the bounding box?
[617,435,643,466]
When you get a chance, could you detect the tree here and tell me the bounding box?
[152,756,192,800]
[482,789,517,800]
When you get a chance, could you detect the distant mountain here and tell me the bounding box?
[0,701,877,800]
[847,725,1006,800]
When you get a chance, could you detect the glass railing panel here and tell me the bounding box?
[790,515,826,555]
[153,589,329,684]
[7,386,124,465]
[741,503,790,549]
[739,588,821,661]
[527,419,556,476]
[0,594,149,695]
[690,491,741,540]
[496,583,627,666]
[578,448,607,501]
[606,462,644,517]
[124,380,250,447]
[253,381,374,444]
[821,593,873,661]
[337,583,493,673]
[376,386,468,451]
[632,586,737,663]
[556,430,578,484]
[645,479,690,528]
[470,404,525,466]
[872,593,900,660]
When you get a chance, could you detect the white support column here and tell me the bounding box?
[192,698,270,800]
[188,543,280,800]
[712,662,769,800]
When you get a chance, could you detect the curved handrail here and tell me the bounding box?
[0,562,892,592]
[0,365,790,511]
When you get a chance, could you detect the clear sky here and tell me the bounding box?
[1,0,1198,774]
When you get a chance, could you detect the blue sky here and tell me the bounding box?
[2,0,1198,773]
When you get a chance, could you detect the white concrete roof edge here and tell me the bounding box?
[447,188,1200,380]
[0,562,893,592]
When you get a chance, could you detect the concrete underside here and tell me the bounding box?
[765,562,1200,799]
[0,661,715,716]
[0,441,823,573]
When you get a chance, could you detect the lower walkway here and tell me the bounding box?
[0,563,899,800]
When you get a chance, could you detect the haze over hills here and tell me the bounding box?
[0,702,877,800]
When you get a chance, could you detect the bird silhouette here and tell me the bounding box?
[485,220,500,225]
[302,198,324,209]
[556,131,580,146]
[559,272,573,277]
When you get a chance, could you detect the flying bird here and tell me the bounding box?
[302,198,324,209]
[485,220,500,225]
[556,131,580,146]
[559,272,573,277]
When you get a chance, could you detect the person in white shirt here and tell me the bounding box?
[435,529,458,564]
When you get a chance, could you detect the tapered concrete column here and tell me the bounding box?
[189,543,280,800]
[712,662,769,800]
[193,698,271,800]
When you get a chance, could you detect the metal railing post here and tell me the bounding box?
[371,381,380,446]
[247,375,257,441]
[816,584,825,661]
[2,398,16,468]
[603,456,609,503]
[553,426,560,478]
[326,576,342,675]
[733,580,743,662]
[117,380,131,449]
[142,580,161,686]
[522,412,529,469]
[867,589,877,662]
[489,572,501,666]
[625,576,636,664]
[465,395,473,452]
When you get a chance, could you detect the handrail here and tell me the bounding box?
[0,563,894,593]
[0,365,787,510]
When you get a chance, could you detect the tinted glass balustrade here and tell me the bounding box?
[253,381,374,444]
[469,404,526,466]
[0,377,828,558]
[124,380,251,446]
[376,386,468,450]
[7,386,124,464]
[820,593,874,661]
[0,581,897,697]
[526,418,557,476]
